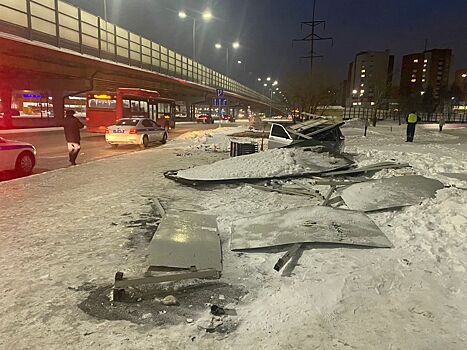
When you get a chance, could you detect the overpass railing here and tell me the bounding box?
[0,0,273,105]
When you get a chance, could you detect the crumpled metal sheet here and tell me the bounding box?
[148,213,222,271]
[230,206,393,250]
[341,175,444,212]
[440,172,467,182]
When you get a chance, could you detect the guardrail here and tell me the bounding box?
[0,0,272,105]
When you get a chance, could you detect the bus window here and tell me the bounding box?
[140,101,148,113]
[123,99,130,109]
[130,100,139,112]
[149,104,156,120]
[157,103,171,118]
[88,98,116,109]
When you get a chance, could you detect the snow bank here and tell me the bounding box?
[176,148,349,181]
[168,126,245,152]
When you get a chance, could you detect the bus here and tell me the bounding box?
[86,88,175,133]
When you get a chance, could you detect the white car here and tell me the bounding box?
[0,137,36,176]
[105,118,168,148]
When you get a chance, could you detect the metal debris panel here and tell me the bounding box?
[148,213,222,271]
[340,175,444,212]
[440,172,467,182]
[230,206,393,250]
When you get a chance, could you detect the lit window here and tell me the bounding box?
[413,59,419,63]
[422,79,425,82]
[462,73,467,78]
[422,69,426,72]
[411,79,417,83]
[361,74,365,78]
[370,102,375,106]
[360,83,364,87]
[361,69,366,73]
[424,59,428,63]
[352,102,358,106]
[360,89,365,94]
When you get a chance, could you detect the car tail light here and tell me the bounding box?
[129,128,137,134]
[105,128,110,134]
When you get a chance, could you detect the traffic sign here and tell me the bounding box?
[213,98,227,106]
[216,89,224,97]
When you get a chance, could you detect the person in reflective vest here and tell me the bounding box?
[406,111,420,142]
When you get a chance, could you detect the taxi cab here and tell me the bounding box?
[0,137,36,176]
[105,118,168,148]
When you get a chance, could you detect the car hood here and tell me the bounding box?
[0,138,35,148]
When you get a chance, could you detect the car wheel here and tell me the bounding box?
[15,151,35,176]
[140,135,149,148]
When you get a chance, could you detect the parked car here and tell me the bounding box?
[105,118,168,148]
[196,114,214,124]
[0,137,36,176]
[220,114,235,122]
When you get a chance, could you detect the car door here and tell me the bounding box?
[0,138,16,171]
[140,119,155,142]
[268,124,294,149]
[150,120,165,141]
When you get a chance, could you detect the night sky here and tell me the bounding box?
[67,0,467,88]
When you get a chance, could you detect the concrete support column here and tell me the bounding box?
[0,88,13,129]
[51,90,65,125]
[184,101,192,120]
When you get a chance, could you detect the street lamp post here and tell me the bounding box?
[179,9,212,60]
[103,0,108,51]
[215,41,239,76]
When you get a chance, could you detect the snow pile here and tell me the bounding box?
[176,148,348,180]
[168,126,246,152]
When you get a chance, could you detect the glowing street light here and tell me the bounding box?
[178,9,213,60]
[214,41,240,76]
[237,60,242,64]
[272,80,278,86]
[202,10,213,21]
[257,78,262,82]
[266,77,271,81]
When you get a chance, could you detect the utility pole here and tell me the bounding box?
[292,0,333,77]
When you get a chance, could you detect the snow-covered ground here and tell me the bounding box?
[0,122,466,349]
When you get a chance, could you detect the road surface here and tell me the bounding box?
[0,122,224,181]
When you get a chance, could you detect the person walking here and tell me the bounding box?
[439,116,446,132]
[406,111,420,142]
[63,109,84,165]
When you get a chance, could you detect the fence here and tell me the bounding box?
[343,106,467,123]
[0,0,270,105]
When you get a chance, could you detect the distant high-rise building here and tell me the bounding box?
[346,50,394,106]
[400,49,452,100]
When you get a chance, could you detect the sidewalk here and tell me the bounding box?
[0,127,63,135]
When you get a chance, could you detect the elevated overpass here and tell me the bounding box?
[0,0,284,125]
